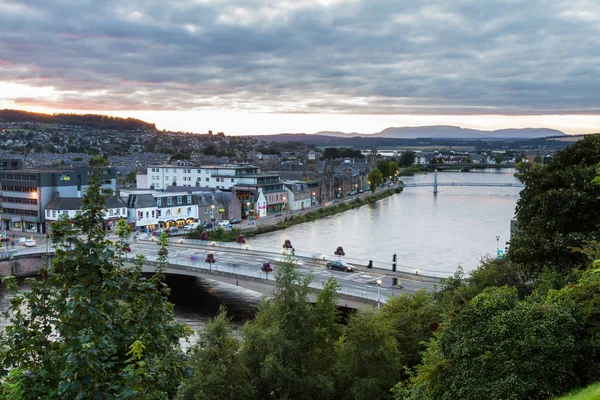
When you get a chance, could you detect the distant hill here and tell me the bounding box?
[0,109,156,131]
[315,125,566,139]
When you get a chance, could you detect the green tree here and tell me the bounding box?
[204,144,217,155]
[509,135,600,278]
[380,290,443,370]
[367,169,384,192]
[412,287,580,400]
[125,170,137,183]
[334,309,401,400]
[180,307,254,400]
[242,255,342,399]
[399,151,416,167]
[0,175,189,398]
[494,154,503,164]
[534,154,543,164]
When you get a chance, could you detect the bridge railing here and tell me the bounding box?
[139,252,389,304]
[144,235,447,280]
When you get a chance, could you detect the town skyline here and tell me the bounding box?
[1,0,599,135]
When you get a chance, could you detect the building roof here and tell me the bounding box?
[46,196,126,210]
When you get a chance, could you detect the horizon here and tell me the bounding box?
[1,1,599,135]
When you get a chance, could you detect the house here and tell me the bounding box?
[45,196,127,229]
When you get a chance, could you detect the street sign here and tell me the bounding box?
[497,249,504,260]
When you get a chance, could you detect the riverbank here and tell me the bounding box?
[189,187,401,242]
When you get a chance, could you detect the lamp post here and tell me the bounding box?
[246,201,250,217]
[338,187,342,198]
[496,235,500,254]
[376,279,382,309]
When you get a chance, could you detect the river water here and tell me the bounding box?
[250,168,521,277]
[0,169,521,342]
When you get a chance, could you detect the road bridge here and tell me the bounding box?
[2,240,441,309]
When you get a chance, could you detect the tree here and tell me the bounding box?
[204,144,217,155]
[412,287,580,400]
[243,255,342,399]
[494,154,503,164]
[380,290,443,370]
[334,309,401,400]
[534,155,543,164]
[170,151,190,161]
[323,148,340,160]
[377,160,399,179]
[367,169,384,192]
[125,170,137,183]
[398,151,416,167]
[0,175,189,398]
[509,135,600,277]
[179,307,254,400]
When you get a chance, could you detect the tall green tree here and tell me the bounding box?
[334,309,401,400]
[380,290,443,370]
[242,256,342,399]
[509,135,600,278]
[179,307,254,400]
[412,287,580,400]
[367,169,384,192]
[398,151,416,167]
[0,174,189,398]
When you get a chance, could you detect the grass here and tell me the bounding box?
[555,382,600,400]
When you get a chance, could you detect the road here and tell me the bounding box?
[129,240,437,303]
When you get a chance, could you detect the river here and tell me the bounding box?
[249,168,521,277]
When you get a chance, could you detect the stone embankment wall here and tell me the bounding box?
[0,253,47,277]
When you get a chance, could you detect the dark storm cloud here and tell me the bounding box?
[1,0,599,114]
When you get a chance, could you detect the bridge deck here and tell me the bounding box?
[401,182,524,188]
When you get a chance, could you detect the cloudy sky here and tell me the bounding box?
[1,0,599,134]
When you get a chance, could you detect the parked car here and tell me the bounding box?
[152,228,166,236]
[23,239,37,247]
[230,218,242,224]
[184,222,201,231]
[326,260,355,272]
[218,220,230,227]
[168,226,180,234]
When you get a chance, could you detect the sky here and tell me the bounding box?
[0,0,599,135]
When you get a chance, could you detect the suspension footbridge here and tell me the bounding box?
[399,170,525,194]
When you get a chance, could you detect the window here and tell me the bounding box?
[52,210,56,217]
[76,211,82,215]
[156,198,162,206]
[177,196,182,205]
[152,210,155,217]
[165,176,169,181]
[167,197,173,206]
[165,169,169,173]
[109,209,114,216]
[46,210,50,217]
[197,169,202,173]
[123,208,126,214]
[205,170,209,173]
[187,195,192,204]
[205,177,209,181]
[231,178,234,182]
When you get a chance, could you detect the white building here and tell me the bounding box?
[145,163,262,190]
[283,181,312,211]
[45,197,128,228]
[119,189,200,232]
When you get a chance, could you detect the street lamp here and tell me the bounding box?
[376,279,382,309]
[496,235,500,253]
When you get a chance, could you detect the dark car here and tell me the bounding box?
[230,218,242,224]
[326,260,355,272]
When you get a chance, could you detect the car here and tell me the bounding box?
[326,260,355,272]
[185,222,201,231]
[218,220,230,227]
[152,228,166,236]
[230,218,242,224]
[168,226,180,234]
[23,239,37,247]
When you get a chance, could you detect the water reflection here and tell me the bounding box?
[250,169,521,276]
